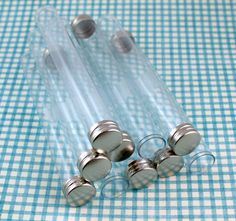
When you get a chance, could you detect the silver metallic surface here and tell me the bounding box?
[78,150,112,182]
[63,176,96,207]
[168,123,201,156]
[154,148,184,178]
[111,31,134,53]
[71,14,96,39]
[127,159,157,189]
[88,120,118,136]
[89,120,123,153]
[107,131,135,162]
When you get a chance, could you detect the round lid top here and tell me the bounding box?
[127,159,157,189]
[71,14,96,39]
[107,131,135,162]
[168,123,201,156]
[89,120,123,153]
[63,176,96,207]
[154,148,184,178]
[78,150,112,182]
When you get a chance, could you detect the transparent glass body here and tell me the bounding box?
[22,33,124,204]
[97,16,215,173]
[21,52,85,187]
[98,16,189,141]
[28,29,93,158]
[97,161,129,199]
[34,6,118,139]
[71,20,166,160]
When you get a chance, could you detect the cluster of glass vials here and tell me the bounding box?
[21,6,215,207]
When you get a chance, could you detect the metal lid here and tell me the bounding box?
[111,31,135,53]
[154,148,184,178]
[63,176,96,207]
[107,131,135,162]
[127,159,157,189]
[78,150,112,182]
[43,48,56,70]
[89,120,123,153]
[168,123,201,156]
[88,120,118,135]
[71,14,96,39]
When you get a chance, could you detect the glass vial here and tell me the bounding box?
[28,27,112,182]
[97,15,215,173]
[99,131,157,196]
[35,6,123,155]
[21,52,96,207]
[70,15,166,158]
[32,7,146,179]
[70,15,185,177]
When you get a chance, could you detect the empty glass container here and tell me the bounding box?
[97,15,215,173]
[35,6,123,156]
[21,52,96,207]
[29,27,115,182]
[70,14,185,178]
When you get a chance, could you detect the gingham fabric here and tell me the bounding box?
[0,0,236,220]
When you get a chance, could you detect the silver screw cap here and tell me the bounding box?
[168,123,201,156]
[78,149,112,182]
[71,14,96,39]
[63,176,96,207]
[127,159,157,189]
[111,31,135,53]
[107,131,135,162]
[89,120,123,153]
[154,148,184,178]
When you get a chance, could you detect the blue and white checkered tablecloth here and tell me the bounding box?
[0,0,236,220]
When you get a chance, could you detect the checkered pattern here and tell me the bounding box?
[1,0,236,220]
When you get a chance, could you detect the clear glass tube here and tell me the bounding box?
[96,15,215,173]
[70,15,166,161]
[28,27,115,182]
[69,16,164,180]
[21,52,96,207]
[34,6,123,154]
[97,161,129,199]
[185,141,215,173]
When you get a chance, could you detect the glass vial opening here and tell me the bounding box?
[187,151,215,174]
[100,175,129,199]
[137,134,167,160]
